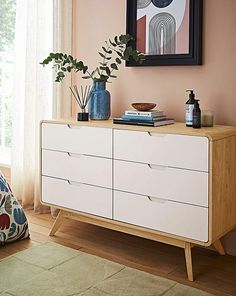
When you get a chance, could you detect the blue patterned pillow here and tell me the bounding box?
[0,173,29,245]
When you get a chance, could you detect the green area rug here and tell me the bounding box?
[0,242,212,296]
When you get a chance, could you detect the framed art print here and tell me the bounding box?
[126,0,203,66]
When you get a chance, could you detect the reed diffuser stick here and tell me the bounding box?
[69,85,91,111]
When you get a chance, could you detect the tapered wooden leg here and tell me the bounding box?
[49,210,64,236]
[184,242,194,281]
[213,239,226,255]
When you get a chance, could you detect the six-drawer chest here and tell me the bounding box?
[40,120,236,281]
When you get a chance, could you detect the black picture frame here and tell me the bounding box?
[126,0,203,66]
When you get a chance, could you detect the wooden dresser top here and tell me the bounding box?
[41,119,236,141]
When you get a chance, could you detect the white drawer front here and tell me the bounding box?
[114,130,208,171]
[114,191,208,242]
[42,123,112,158]
[42,150,112,188]
[114,160,208,207]
[42,176,112,218]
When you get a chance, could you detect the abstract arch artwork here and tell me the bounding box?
[149,12,176,55]
[126,0,202,66]
[137,0,187,55]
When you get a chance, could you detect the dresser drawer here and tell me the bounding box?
[114,160,208,207]
[42,149,112,188]
[114,191,208,242]
[114,130,208,171]
[42,176,112,218]
[42,123,112,158]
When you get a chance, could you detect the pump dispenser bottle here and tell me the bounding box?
[193,99,201,128]
[185,90,195,127]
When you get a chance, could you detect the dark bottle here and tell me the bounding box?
[185,90,196,127]
[192,99,201,128]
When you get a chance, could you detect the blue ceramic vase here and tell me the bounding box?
[88,81,110,120]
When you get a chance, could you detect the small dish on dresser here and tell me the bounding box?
[131,103,156,111]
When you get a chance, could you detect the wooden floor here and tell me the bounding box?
[1,210,236,296]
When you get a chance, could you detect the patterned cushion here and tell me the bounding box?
[0,173,29,245]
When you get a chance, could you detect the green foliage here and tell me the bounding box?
[0,0,16,51]
[41,34,145,83]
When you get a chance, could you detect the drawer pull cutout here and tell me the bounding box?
[148,132,166,137]
[67,152,83,158]
[147,196,167,203]
[67,124,81,129]
[67,180,82,187]
[148,164,166,170]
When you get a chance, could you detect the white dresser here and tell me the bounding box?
[40,120,236,281]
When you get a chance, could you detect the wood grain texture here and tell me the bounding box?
[210,136,236,242]
[214,239,226,255]
[184,243,194,281]
[49,210,64,236]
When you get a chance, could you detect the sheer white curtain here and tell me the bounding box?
[11,0,73,212]
[53,0,73,119]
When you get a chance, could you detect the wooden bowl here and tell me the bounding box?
[131,103,157,111]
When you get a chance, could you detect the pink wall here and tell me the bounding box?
[73,0,236,255]
[74,0,236,126]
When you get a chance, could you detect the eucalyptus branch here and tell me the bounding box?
[40,34,145,83]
